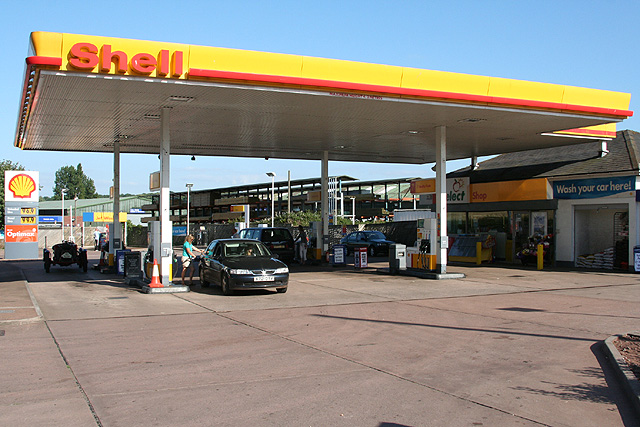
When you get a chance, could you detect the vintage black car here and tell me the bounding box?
[44,241,88,273]
[199,239,289,295]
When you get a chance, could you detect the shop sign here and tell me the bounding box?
[447,178,469,203]
[410,179,436,195]
[307,190,321,202]
[82,212,128,222]
[173,225,187,236]
[410,178,469,204]
[471,178,549,203]
[39,216,62,223]
[553,176,635,199]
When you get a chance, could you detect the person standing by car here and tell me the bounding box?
[181,234,202,286]
[296,225,308,264]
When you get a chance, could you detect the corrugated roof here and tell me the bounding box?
[449,130,640,183]
[39,195,153,211]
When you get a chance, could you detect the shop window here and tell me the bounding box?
[469,211,508,234]
[447,212,467,234]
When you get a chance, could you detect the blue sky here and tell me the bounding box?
[2,0,638,197]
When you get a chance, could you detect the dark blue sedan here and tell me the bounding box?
[340,230,395,257]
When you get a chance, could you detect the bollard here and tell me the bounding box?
[476,241,482,265]
[537,243,544,270]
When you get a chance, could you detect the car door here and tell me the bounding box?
[201,241,217,282]
[211,242,225,285]
[347,232,359,251]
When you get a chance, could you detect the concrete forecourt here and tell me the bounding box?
[1,251,639,426]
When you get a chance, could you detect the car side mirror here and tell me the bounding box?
[272,253,280,259]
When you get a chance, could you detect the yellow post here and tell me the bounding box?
[476,241,482,265]
[537,243,544,270]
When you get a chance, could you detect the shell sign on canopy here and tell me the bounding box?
[5,171,39,202]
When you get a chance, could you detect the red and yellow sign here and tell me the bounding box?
[8,173,36,198]
[92,212,127,223]
[410,179,436,194]
[5,225,38,243]
[5,171,39,202]
[26,32,632,121]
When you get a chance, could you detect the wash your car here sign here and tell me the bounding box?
[553,176,635,199]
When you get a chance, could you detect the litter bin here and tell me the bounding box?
[389,244,406,274]
[116,249,131,275]
[634,246,640,272]
[354,247,368,269]
[124,251,143,280]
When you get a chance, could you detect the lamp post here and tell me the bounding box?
[185,183,193,236]
[266,172,275,227]
[61,188,67,241]
[73,195,78,244]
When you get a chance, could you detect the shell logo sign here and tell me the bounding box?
[8,174,36,198]
[5,171,39,202]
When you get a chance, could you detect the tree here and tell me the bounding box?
[0,160,26,228]
[52,163,98,200]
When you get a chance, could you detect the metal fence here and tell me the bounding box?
[175,221,417,249]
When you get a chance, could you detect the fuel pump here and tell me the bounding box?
[309,221,323,260]
[415,217,438,270]
[145,221,173,280]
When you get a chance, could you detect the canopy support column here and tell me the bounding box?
[110,139,121,265]
[435,125,448,274]
[160,107,172,285]
[321,150,329,256]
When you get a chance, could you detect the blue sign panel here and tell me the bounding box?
[39,215,62,223]
[173,225,187,236]
[83,212,94,222]
[129,208,145,214]
[553,176,635,199]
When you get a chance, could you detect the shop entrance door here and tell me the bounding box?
[512,211,530,263]
[573,205,628,269]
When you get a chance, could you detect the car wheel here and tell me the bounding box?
[221,273,233,296]
[276,286,288,293]
[199,267,209,287]
[368,246,375,257]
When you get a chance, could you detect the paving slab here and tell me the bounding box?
[46,310,540,427]
[0,319,96,426]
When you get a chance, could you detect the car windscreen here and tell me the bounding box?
[367,231,386,240]
[261,229,292,243]
[223,241,272,257]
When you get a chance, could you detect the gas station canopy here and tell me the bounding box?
[15,32,632,164]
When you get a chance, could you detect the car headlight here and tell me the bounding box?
[274,267,289,274]
[229,269,252,275]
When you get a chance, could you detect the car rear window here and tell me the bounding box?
[261,229,292,243]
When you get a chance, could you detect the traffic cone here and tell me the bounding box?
[149,259,163,288]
